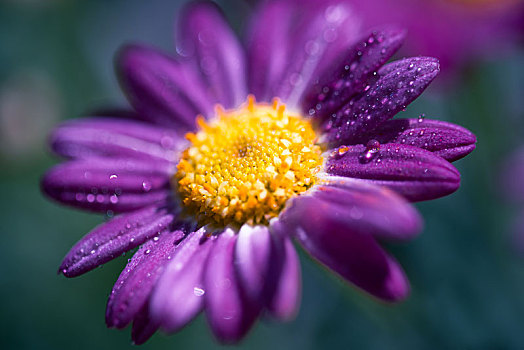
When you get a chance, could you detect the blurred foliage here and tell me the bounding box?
[1,0,524,349]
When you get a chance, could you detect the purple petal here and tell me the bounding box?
[280,193,410,301]
[59,206,175,277]
[106,229,184,329]
[204,230,258,343]
[131,304,159,345]
[292,177,422,240]
[177,2,246,108]
[303,28,406,120]
[325,143,460,201]
[151,228,213,333]
[41,159,172,213]
[352,118,476,162]
[323,57,440,145]
[276,1,361,107]
[234,225,274,303]
[50,117,184,164]
[117,44,213,129]
[246,0,294,102]
[265,234,301,320]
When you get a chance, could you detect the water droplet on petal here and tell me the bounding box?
[337,146,349,156]
[193,287,205,297]
[359,139,380,164]
[142,181,152,192]
[417,114,425,122]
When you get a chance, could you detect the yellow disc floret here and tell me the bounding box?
[174,96,323,228]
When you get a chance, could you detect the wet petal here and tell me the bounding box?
[50,117,184,163]
[117,44,213,129]
[280,193,410,301]
[298,177,422,240]
[59,206,175,277]
[246,0,294,102]
[303,28,406,120]
[41,159,172,213]
[106,230,184,329]
[151,228,213,333]
[265,233,301,320]
[325,143,460,201]
[235,225,274,303]
[177,2,246,108]
[352,118,476,162]
[131,304,159,345]
[276,1,361,107]
[204,230,258,343]
[324,57,440,146]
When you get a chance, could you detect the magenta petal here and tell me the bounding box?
[303,28,406,120]
[276,1,360,107]
[50,117,184,163]
[204,230,258,343]
[131,304,159,345]
[41,159,171,213]
[59,206,175,277]
[353,118,477,162]
[246,0,294,102]
[266,234,301,320]
[325,143,461,201]
[298,178,423,240]
[105,229,183,329]
[324,57,439,145]
[235,225,273,303]
[177,2,246,108]
[280,193,410,301]
[117,44,213,129]
[151,228,213,333]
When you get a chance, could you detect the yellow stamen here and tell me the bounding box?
[174,96,323,228]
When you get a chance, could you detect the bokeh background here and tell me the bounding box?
[2,0,524,349]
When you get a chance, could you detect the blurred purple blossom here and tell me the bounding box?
[347,0,524,71]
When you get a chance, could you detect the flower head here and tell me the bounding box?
[42,0,476,344]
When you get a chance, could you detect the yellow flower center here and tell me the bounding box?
[174,96,323,228]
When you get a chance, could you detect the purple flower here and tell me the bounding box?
[345,0,524,71]
[41,0,476,344]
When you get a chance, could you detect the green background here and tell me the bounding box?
[1,0,524,349]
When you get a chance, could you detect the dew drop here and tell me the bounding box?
[337,146,349,156]
[359,139,380,164]
[193,287,205,297]
[160,136,175,149]
[417,114,425,123]
[110,195,119,204]
[305,40,320,55]
[96,194,105,203]
[142,181,152,192]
